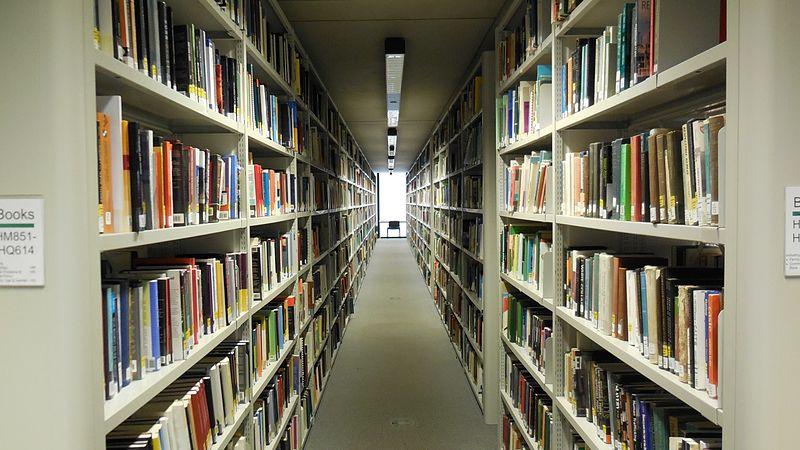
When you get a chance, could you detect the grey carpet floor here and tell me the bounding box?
[304,239,497,450]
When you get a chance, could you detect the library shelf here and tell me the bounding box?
[555,0,631,37]
[104,321,238,433]
[555,215,726,244]
[252,339,298,399]
[500,390,542,450]
[166,0,242,38]
[210,403,251,450]
[555,306,722,425]
[250,214,297,227]
[247,129,293,157]
[248,275,298,319]
[499,210,554,223]
[555,43,726,131]
[264,395,299,450]
[98,219,245,252]
[501,334,553,396]
[94,50,242,134]
[449,304,484,361]
[498,125,554,155]
[499,272,553,311]
[553,395,614,450]
[498,33,554,93]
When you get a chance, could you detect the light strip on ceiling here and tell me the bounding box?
[385,38,405,128]
[387,127,397,156]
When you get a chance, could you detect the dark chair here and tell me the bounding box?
[387,221,401,237]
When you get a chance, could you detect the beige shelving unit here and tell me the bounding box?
[406,51,500,424]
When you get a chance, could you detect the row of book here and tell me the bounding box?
[500,225,553,293]
[462,216,483,258]
[97,96,239,234]
[501,412,533,450]
[497,67,552,148]
[497,0,550,82]
[246,162,298,219]
[251,299,295,383]
[460,74,483,127]
[503,293,551,372]
[564,247,724,399]
[504,355,553,449]
[93,2,240,119]
[503,150,551,214]
[562,116,725,226]
[243,0,301,91]
[445,307,484,394]
[252,355,302,448]
[463,175,483,209]
[562,2,656,117]
[451,289,483,350]
[246,67,304,151]
[563,348,721,448]
[464,258,484,301]
[102,253,248,399]
[106,342,249,449]
[251,233,296,298]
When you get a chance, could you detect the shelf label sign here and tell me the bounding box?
[0,197,44,286]
[786,187,800,277]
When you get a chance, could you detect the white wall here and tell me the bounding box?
[379,171,407,236]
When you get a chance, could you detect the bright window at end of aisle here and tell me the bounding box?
[379,171,407,237]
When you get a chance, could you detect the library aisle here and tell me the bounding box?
[305,239,496,450]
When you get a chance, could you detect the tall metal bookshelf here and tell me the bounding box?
[492,1,737,449]
[406,51,501,424]
[0,0,377,448]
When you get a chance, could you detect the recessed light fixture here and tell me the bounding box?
[385,38,405,128]
[388,155,395,170]
[388,128,397,156]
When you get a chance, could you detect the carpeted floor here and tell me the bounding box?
[304,239,497,450]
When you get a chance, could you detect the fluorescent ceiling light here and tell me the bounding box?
[385,38,405,127]
[387,156,395,169]
[388,128,397,156]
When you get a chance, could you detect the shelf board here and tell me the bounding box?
[167,0,242,38]
[556,0,630,37]
[500,390,541,450]
[244,39,294,96]
[252,339,299,399]
[498,125,554,155]
[555,306,722,425]
[98,219,245,251]
[555,215,725,243]
[553,396,614,450]
[502,335,553,395]
[556,43,726,131]
[249,214,296,227]
[498,34,554,93]
[209,403,250,450]
[499,210,554,223]
[500,272,553,310]
[265,395,300,450]
[104,322,237,433]
[247,129,292,157]
[94,50,242,133]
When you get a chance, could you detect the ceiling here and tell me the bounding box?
[278,0,507,172]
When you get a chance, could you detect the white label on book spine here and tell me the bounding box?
[0,197,44,286]
[785,187,800,277]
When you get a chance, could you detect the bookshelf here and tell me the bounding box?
[492,1,734,449]
[1,0,376,448]
[406,52,501,424]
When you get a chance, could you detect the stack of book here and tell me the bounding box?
[102,253,248,399]
[497,0,550,82]
[563,348,722,448]
[564,247,724,400]
[97,96,239,233]
[503,151,551,214]
[561,116,725,227]
[504,357,553,448]
[251,233,296,296]
[497,67,553,148]
[503,293,551,371]
[246,161,297,218]
[500,225,552,291]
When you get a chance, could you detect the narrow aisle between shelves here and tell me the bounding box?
[304,239,495,450]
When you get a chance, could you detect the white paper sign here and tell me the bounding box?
[786,187,800,277]
[0,197,44,286]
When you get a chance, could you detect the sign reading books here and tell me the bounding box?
[786,187,800,277]
[0,197,44,286]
